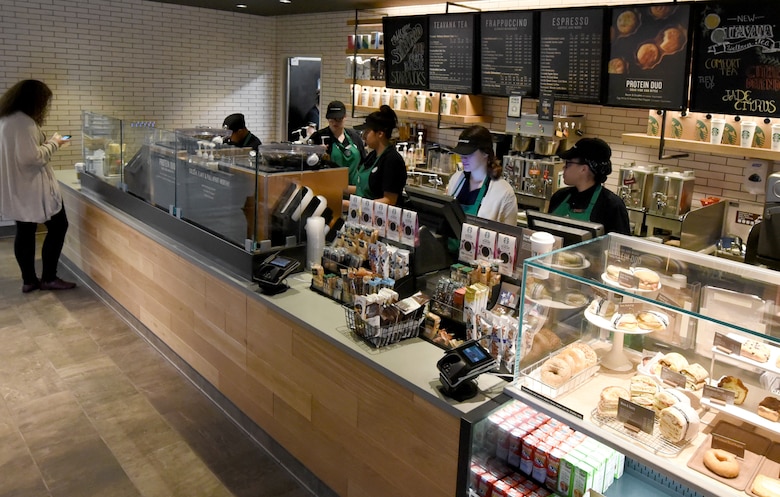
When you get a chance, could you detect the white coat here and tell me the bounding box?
[0,112,62,223]
[447,169,518,225]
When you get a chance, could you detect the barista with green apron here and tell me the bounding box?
[547,138,631,235]
[350,106,407,205]
[308,101,366,185]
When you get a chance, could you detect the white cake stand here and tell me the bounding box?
[584,310,653,372]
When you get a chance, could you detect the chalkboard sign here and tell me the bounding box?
[539,8,606,104]
[690,4,780,117]
[429,13,479,94]
[383,16,429,90]
[606,3,692,110]
[480,11,538,97]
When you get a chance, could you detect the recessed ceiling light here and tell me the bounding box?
[279,0,291,4]
[236,3,247,7]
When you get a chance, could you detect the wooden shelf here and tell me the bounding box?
[347,18,384,26]
[345,48,384,55]
[622,133,780,161]
[347,104,491,125]
[345,79,385,87]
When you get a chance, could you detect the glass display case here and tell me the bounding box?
[79,112,348,276]
[461,233,780,497]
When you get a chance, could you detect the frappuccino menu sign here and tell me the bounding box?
[429,13,479,94]
[539,8,606,104]
[383,16,429,91]
[606,3,692,110]
[690,3,780,117]
[480,11,537,97]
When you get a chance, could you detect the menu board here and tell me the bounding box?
[480,11,537,97]
[539,8,606,104]
[429,13,479,94]
[383,16,429,91]
[690,3,780,117]
[606,4,692,110]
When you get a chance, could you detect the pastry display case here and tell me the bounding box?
[79,112,347,279]
[462,233,780,497]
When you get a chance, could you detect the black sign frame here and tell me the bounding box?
[428,12,480,95]
[479,10,539,98]
[538,6,609,105]
[690,2,780,117]
[605,3,694,111]
[383,15,429,91]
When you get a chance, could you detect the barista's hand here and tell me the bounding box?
[50,133,71,148]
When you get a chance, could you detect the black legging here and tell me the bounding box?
[14,207,69,285]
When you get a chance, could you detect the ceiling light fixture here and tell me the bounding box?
[279,0,291,4]
[236,3,247,7]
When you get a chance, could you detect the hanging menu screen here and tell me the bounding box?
[605,4,692,110]
[429,13,479,94]
[480,11,537,97]
[539,8,606,104]
[690,3,780,117]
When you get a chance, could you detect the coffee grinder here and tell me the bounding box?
[616,163,661,235]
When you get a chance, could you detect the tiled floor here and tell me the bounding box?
[0,235,319,497]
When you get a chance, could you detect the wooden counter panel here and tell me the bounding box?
[61,186,461,497]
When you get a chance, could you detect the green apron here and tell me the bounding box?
[551,185,602,221]
[331,133,360,185]
[355,148,388,199]
[447,176,490,252]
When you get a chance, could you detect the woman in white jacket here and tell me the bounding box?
[0,80,74,293]
[447,125,518,225]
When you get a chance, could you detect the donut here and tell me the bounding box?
[703,448,740,479]
[540,357,572,387]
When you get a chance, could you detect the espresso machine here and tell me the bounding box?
[616,163,661,235]
[644,170,695,237]
[504,108,586,211]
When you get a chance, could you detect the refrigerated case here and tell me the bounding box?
[461,233,780,496]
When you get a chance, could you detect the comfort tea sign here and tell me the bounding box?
[691,4,780,117]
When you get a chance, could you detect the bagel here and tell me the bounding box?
[540,357,572,387]
[703,448,740,479]
[571,342,598,367]
[559,347,587,374]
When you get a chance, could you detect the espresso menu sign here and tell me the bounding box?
[540,8,606,104]
[480,11,537,97]
[606,3,692,110]
[429,13,479,94]
[383,16,428,91]
[690,4,780,117]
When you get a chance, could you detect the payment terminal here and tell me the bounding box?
[437,340,496,400]
[253,253,300,294]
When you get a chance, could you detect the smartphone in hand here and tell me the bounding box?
[61,135,71,140]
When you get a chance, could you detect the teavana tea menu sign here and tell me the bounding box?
[690,4,780,117]
[539,8,606,104]
[480,11,538,97]
[383,16,428,90]
[429,13,479,94]
[606,3,692,110]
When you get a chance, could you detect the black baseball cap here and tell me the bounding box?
[452,126,493,155]
[325,101,346,120]
[223,113,246,132]
[559,137,613,181]
[558,137,611,163]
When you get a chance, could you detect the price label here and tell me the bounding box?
[713,333,741,355]
[617,271,639,289]
[712,433,746,459]
[703,384,736,406]
[660,367,687,389]
[617,397,655,435]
